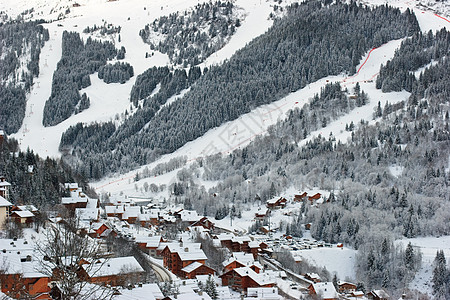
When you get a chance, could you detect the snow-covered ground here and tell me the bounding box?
[396,236,450,296]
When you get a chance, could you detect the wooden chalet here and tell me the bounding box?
[294,192,308,202]
[220,267,275,292]
[161,242,208,277]
[190,216,215,230]
[266,197,287,209]
[337,281,357,294]
[10,210,34,226]
[308,193,322,204]
[308,282,338,300]
[105,205,125,219]
[79,257,145,287]
[0,252,51,299]
[181,262,215,279]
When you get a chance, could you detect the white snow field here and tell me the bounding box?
[396,236,450,296]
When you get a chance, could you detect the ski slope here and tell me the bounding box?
[6,0,276,157]
[0,0,447,193]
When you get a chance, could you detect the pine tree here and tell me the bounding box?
[432,250,448,298]
[204,275,218,300]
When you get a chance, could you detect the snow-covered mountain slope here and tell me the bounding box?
[5,0,277,157]
[1,0,448,189]
[92,0,449,195]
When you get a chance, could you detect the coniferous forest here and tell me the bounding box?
[0,18,49,134]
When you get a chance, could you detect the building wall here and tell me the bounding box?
[0,206,8,229]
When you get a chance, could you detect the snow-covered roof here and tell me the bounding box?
[16,205,38,212]
[0,196,12,207]
[311,282,338,299]
[370,289,390,298]
[246,287,281,299]
[87,257,144,277]
[61,196,88,204]
[75,208,99,221]
[0,238,33,252]
[174,292,212,300]
[123,206,141,219]
[162,242,207,261]
[232,267,275,286]
[181,261,203,273]
[113,283,163,300]
[65,183,79,190]
[105,205,125,214]
[11,210,34,218]
[0,181,11,187]
[178,210,199,222]
[0,252,47,278]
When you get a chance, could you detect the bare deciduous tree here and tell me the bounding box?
[33,218,114,300]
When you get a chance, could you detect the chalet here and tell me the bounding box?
[12,205,39,214]
[308,193,322,204]
[10,210,34,226]
[308,282,338,300]
[254,209,269,221]
[0,252,51,299]
[138,212,159,228]
[76,207,100,222]
[337,280,357,294]
[0,176,11,200]
[294,192,308,202]
[88,222,110,238]
[181,262,215,279]
[122,206,140,224]
[80,257,145,286]
[0,130,5,143]
[266,197,287,209]
[219,267,275,292]
[305,273,321,283]
[190,216,215,231]
[367,289,390,300]
[135,235,163,256]
[222,252,262,274]
[0,196,12,229]
[161,242,208,277]
[105,205,125,219]
[61,195,88,211]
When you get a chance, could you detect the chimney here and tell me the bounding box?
[184,247,189,252]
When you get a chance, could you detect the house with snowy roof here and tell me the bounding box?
[266,197,287,209]
[0,251,51,299]
[10,210,35,226]
[337,280,357,294]
[161,242,213,278]
[223,252,262,274]
[105,205,125,219]
[220,267,275,292]
[79,256,145,287]
[190,216,215,231]
[0,176,11,200]
[308,282,338,300]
